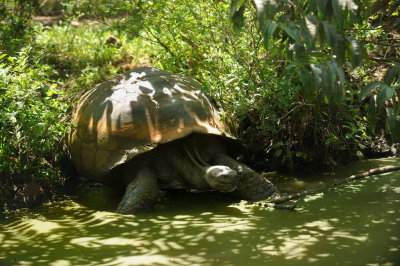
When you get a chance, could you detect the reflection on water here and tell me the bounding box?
[1,159,400,266]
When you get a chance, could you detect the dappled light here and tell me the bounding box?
[267,157,400,195]
[2,1,399,265]
[68,67,231,184]
[1,167,400,265]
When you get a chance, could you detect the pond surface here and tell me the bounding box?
[1,158,400,265]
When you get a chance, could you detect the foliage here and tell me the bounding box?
[0,0,398,210]
[229,0,400,162]
[35,21,151,92]
[106,0,374,170]
[231,0,370,104]
[0,0,152,207]
[356,1,400,142]
[0,48,68,195]
[29,0,388,172]
[361,64,400,141]
[96,1,273,125]
[0,0,39,54]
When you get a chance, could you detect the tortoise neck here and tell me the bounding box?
[183,140,209,171]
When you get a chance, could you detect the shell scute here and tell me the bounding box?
[68,67,233,182]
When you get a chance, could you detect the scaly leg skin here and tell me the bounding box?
[212,153,280,201]
[117,167,159,214]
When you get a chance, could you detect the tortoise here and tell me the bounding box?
[68,67,279,214]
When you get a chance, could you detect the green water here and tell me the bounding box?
[1,158,400,266]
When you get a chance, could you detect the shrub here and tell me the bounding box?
[0,48,69,203]
[114,0,371,171]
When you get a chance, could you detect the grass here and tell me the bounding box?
[34,20,152,93]
[0,16,154,210]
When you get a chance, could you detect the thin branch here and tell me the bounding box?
[142,29,178,59]
[271,165,400,205]
[370,56,399,63]
[362,41,400,48]
[344,28,382,31]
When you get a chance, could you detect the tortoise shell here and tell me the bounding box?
[68,67,233,182]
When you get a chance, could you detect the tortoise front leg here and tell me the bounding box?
[117,167,159,214]
[212,153,280,201]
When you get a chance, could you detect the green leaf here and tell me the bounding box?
[331,0,344,26]
[386,107,400,142]
[333,34,345,64]
[367,96,378,132]
[304,16,318,45]
[385,85,395,99]
[230,0,247,16]
[333,82,345,103]
[275,149,283,158]
[376,85,386,113]
[230,0,248,29]
[320,64,333,102]
[331,0,358,27]
[327,61,346,103]
[281,25,301,43]
[317,0,329,13]
[254,0,279,20]
[231,5,246,29]
[361,81,382,100]
[322,22,346,63]
[384,64,400,85]
[336,64,345,88]
[297,67,314,101]
[322,21,333,44]
[262,20,279,44]
[346,37,364,67]
[294,43,307,58]
[310,63,323,88]
[327,61,337,86]
[376,84,393,113]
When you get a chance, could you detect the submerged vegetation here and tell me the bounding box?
[0,0,399,209]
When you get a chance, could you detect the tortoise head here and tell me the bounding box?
[205,165,238,192]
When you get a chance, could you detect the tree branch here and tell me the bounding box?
[271,165,400,205]
[361,40,400,48]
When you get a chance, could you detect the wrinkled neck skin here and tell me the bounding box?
[182,140,238,193]
[121,137,212,190]
[122,133,279,200]
[125,134,238,191]
[117,134,279,214]
[182,136,217,174]
[152,135,233,191]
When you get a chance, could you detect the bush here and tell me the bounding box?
[116,0,371,171]
[34,19,152,92]
[0,48,69,203]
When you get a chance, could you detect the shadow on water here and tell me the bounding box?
[1,168,400,266]
[4,69,399,265]
[268,157,400,194]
